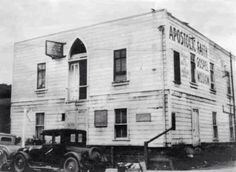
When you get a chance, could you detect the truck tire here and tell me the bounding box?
[64,156,80,172]
[13,153,29,172]
[0,150,7,170]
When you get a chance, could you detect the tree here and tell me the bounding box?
[0,84,11,98]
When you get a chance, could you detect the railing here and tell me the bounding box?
[144,113,176,168]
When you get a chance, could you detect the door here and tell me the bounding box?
[69,62,80,101]
[192,109,200,146]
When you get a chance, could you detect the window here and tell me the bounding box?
[61,113,65,121]
[212,112,218,140]
[190,53,196,83]
[68,60,87,100]
[78,133,83,143]
[68,38,87,101]
[79,60,87,99]
[114,49,127,82]
[94,110,108,127]
[171,112,176,130]
[173,51,181,84]
[226,71,231,95]
[1,137,12,142]
[115,109,127,138]
[229,114,234,140]
[70,38,86,56]
[37,63,46,89]
[70,134,76,143]
[210,63,215,90]
[36,113,44,139]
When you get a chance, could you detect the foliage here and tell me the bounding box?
[0,84,11,98]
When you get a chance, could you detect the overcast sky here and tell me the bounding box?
[0,0,236,84]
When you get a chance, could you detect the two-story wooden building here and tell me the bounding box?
[11,9,235,162]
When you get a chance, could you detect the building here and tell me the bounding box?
[0,84,11,133]
[11,9,236,163]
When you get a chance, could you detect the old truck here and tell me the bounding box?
[0,133,21,170]
[12,129,107,172]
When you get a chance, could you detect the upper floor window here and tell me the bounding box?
[190,53,196,83]
[37,63,46,89]
[68,38,87,101]
[210,63,215,90]
[173,51,181,84]
[70,38,86,56]
[114,49,127,82]
[68,60,87,100]
[226,71,231,95]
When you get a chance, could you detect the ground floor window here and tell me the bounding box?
[212,112,218,140]
[115,109,127,138]
[36,113,44,139]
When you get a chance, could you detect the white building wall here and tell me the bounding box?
[11,10,168,147]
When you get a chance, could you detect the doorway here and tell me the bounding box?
[192,109,200,146]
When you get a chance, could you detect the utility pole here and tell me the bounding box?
[229,53,236,141]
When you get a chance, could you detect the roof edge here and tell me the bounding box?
[15,9,166,44]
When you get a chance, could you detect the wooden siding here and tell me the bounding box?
[11,11,167,147]
[88,90,166,147]
[11,9,236,147]
[166,15,236,145]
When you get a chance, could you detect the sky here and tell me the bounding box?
[0,0,236,84]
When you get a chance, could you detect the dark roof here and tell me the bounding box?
[41,129,86,136]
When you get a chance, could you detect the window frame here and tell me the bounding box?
[226,71,231,95]
[210,63,216,91]
[35,113,45,139]
[190,53,196,83]
[212,112,218,141]
[68,59,87,101]
[173,51,181,84]
[37,63,46,89]
[61,113,66,121]
[114,108,128,139]
[79,59,87,100]
[113,49,127,82]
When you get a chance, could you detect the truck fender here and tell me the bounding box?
[0,146,9,159]
[88,147,102,160]
[14,151,30,160]
[0,149,8,169]
[64,152,82,167]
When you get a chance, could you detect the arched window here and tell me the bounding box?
[68,38,87,101]
[70,38,87,56]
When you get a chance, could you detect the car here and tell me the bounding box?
[12,129,107,172]
[0,133,21,170]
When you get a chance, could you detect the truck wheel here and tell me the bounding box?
[64,156,80,172]
[0,150,7,170]
[13,153,29,172]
